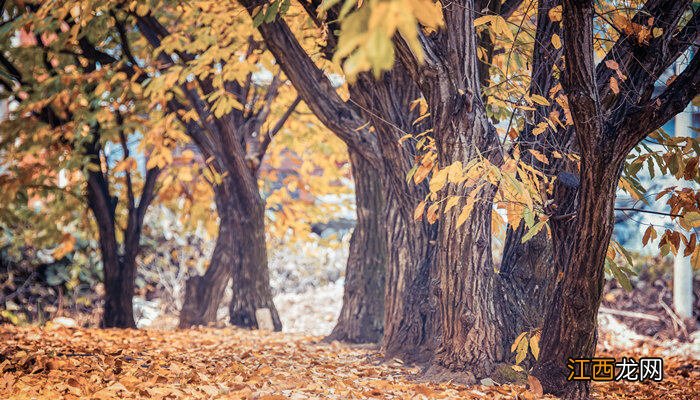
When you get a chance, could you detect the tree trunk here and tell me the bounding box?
[350,71,439,363]
[327,150,386,343]
[431,131,505,381]
[534,154,622,398]
[228,181,282,331]
[101,256,137,328]
[380,190,437,362]
[179,177,236,328]
[497,226,553,353]
[86,167,137,329]
[495,0,567,365]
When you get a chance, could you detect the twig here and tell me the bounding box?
[598,306,661,322]
[552,207,685,220]
[658,289,689,339]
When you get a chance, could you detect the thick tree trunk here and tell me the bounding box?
[327,151,386,343]
[179,178,236,328]
[350,71,439,362]
[534,155,622,398]
[380,192,437,362]
[430,122,506,381]
[228,182,282,331]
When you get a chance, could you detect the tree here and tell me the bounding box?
[130,5,292,329]
[533,1,699,397]
[0,1,173,327]
[114,1,361,331]
[250,0,700,382]
[240,0,440,355]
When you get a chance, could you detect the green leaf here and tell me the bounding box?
[607,258,633,291]
[521,219,547,243]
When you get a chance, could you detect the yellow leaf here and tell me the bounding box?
[444,196,459,213]
[528,149,549,164]
[511,331,527,353]
[551,34,561,49]
[531,94,550,106]
[522,219,548,243]
[447,161,464,183]
[529,332,541,360]
[414,164,431,184]
[427,203,439,224]
[52,233,76,260]
[474,15,495,27]
[414,200,426,221]
[429,168,448,193]
[548,5,562,22]
[515,335,529,365]
[456,202,473,228]
[532,121,548,136]
[682,211,700,228]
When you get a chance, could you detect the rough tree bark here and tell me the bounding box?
[179,177,235,328]
[388,1,507,379]
[496,0,568,362]
[326,151,387,343]
[351,71,439,362]
[534,1,699,397]
[227,179,282,331]
[430,117,505,381]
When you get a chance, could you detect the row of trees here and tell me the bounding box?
[1,0,698,399]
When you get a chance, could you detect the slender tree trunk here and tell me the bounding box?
[495,0,567,363]
[87,172,137,329]
[228,181,282,331]
[179,178,236,328]
[497,226,553,349]
[327,151,386,343]
[100,253,137,328]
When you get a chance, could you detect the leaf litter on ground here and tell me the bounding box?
[0,325,697,399]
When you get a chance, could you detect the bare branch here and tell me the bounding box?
[116,111,135,213]
[621,50,700,149]
[258,95,302,158]
[237,0,381,169]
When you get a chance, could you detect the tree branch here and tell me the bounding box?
[501,0,525,19]
[562,0,603,152]
[110,10,139,68]
[116,111,135,213]
[237,0,381,169]
[620,50,700,149]
[258,95,302,159]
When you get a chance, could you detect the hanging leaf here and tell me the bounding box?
[522,219,548,243]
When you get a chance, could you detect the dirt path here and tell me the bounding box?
[0,325,696,399]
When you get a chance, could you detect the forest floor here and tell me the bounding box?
[0,324,697,399]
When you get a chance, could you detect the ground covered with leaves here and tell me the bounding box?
[0,325,697,399]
